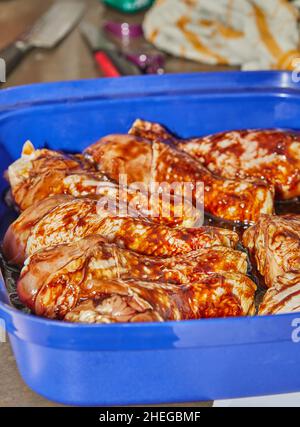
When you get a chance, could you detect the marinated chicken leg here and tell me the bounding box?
[178,129,300,200]
[85,134,274,223]
[7,142,201,227]
[18,235,248,318]
[18,255,255,320]
[6,141,108,210]
[2,194,73,265]
[243,214,300,287]
[259,273,300,315]
[130,120,300,200]
[63,274,256,323]
[3,195,239,265]
[152,139,274,223]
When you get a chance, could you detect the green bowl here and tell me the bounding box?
[102,0,154,13]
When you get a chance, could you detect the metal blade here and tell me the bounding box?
[25,1,85,49]
[80,21,116,52]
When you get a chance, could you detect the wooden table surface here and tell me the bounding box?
[0,0,233,407]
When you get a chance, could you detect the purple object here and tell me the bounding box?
[126,52,165,74]
[104,21,144,39]
[103,20,165,74]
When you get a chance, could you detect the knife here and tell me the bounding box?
[80,21,141,77]
[0,0,85,76]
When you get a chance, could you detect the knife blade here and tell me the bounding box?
[80,21,141,77]
[1,0,85,76]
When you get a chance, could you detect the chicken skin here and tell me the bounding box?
[243,214,300,287]
[129,118,175,142]
[6,141,108,210]
[63,274,256,323]
[3,195,239,265]
[85,134,274,223]
[244,214,300,315]
[7,142,202,228]
[18,250,256,321]
[178,129,300,200]
[2,195,72,265]
[18,235,248,318]
[130,120,300,200]
[259,273,300,315]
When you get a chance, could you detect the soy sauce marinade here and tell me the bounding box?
[1,188,299,314]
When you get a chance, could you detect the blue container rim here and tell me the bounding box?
[0,71,298,114]
[1,298,300,351]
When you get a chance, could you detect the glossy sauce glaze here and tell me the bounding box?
[178,130,300,200]
[1,120,300,319]
[1,191,299,315]
[207,198,300,309]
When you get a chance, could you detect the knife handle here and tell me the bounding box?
[0,42,30,76]
[94,51,121,77]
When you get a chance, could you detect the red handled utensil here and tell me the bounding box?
[80,22,141,77]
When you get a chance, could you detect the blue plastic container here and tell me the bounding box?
[1,72,300,406]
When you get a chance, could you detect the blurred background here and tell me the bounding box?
[2,0,300,88]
